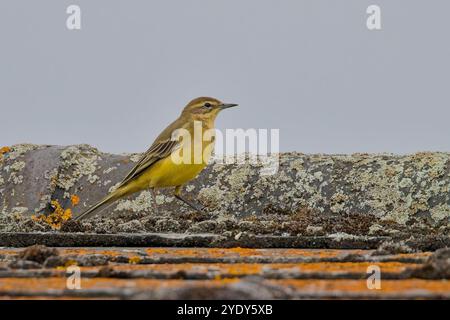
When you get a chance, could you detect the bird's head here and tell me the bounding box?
[182,97,237,121]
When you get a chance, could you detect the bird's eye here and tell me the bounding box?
[203,103,212,109]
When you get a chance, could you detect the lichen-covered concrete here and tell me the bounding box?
[1,144,449,244]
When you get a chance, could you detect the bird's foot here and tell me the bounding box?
[175,194,206,213]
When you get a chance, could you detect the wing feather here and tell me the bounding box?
[118,139,180,187]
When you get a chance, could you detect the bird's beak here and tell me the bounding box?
[219,103,238,110]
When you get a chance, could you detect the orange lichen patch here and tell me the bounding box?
[128,256,142,264]
[0,248,432,264]
[53,260,78,271]
[0,278,68,292]
[294,262,419,273]
[220,264,262,275]
[146,248,172,255]
[64,259,78,267]
[1,277,449,298]
[283,249,365,258]
[78,262,416,277]
[224,247,261,256]
[31,200,72,230]
[0,277,240,293]
[83,263,264,275]
[0,249,21,256]
[272,279,450,295]
[396,252,432,259]
[145,247,368,260]
[0,146,11,155]
[58,248,131,257]
[146,247,263,258]
[70,195,80,206]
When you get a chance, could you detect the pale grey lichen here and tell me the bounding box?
[7,144,38,160]
[198,185,226,209]
[87,174,99,184]
[11,207,28,215]
[306,225,323,235]
[56,145,100,190]
[328,232,360,242]
[430,204,450,222]
[108,182,121,193]
[4,161,25,185]
[155,194,172,205]
[114,190,154,213]
[103,167,117,174]
[368,224,384,235]
[129,154,141,163]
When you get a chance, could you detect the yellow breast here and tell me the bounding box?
[134,137,214,189]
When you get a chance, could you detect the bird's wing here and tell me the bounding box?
[118,138,180,187]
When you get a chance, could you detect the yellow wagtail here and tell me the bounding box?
[75,97,237,220]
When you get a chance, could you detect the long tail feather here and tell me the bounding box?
[74,192,117,221]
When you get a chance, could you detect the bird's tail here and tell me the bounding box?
[74,192,119,221]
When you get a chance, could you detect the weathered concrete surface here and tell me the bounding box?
[1,144,449,244]
[0,246,449,299]
[0,232,449,251]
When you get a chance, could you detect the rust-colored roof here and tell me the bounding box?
[0,247,448,299]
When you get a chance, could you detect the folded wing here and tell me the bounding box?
[118,139,180,187]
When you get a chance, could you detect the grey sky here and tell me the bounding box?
[1,0,449,154]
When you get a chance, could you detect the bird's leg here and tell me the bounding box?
[174,185,205,212]
[150,188,158,213]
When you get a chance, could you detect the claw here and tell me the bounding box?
[175,194,206,212]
